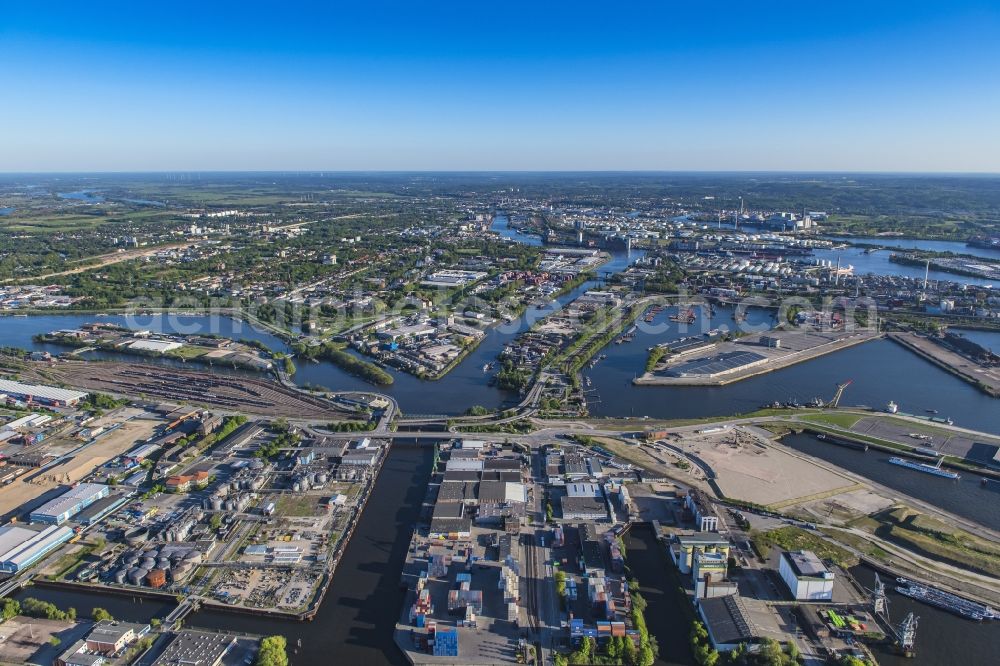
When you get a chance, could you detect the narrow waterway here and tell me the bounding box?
[623,523,696,666]
[187,443,433,664]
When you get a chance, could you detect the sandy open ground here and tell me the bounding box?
[681,430,857,506]
[0,409,156,519]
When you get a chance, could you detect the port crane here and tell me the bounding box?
[827,379,853,408]
[869,573,918,658]
[898,612,918,657]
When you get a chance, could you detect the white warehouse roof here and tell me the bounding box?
[0,379,89,405]
[30,483,108,522]
[129,339,183,353]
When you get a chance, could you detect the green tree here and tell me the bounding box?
[1,598,19,621]
[210,514,223,531]
[255,635,289,666]
[622,636,637,665]
[92,607,114,622]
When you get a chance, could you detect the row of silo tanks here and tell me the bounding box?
[203,492,252,512]
[109,544,203,587]
[291,471,328,493]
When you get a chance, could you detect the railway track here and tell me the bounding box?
[522,534,541,636]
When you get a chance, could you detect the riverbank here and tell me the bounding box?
[888,332,1000,397]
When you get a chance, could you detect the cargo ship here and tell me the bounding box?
[896,578,998,621]
[967,235,1000,250]
[887,456,960,479]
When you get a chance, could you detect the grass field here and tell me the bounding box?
[167,345,209,360]
[798,412,866,429]
[873,507,1000,578]
[751,525,858,567]
[276,494,323,517]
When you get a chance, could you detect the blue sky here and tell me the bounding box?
[2,1,999,171]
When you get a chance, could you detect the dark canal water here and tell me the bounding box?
[624,523,695,666]
[850,565,1000,666]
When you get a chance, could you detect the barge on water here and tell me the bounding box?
[896,578,999,621]
[887,456,960,479]
[814,432,869,452]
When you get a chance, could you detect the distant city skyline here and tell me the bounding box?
[2,1,999,172]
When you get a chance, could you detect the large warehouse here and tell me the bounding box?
[0,524,75,573]
[668,351,768,379]
[0,378,89,407]
[30,483,110,525]
[779,550,835,601]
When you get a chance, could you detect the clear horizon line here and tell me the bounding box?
[1,169,1000,176]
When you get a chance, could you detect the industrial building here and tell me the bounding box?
[151,630,237,666]
[1,413,51,432]
[128,339,184,354]
[0,378,89,406]
[0,523,75,573]
[85,620,151,655]
[684,489,719,532]
[74,492,132,526]
[779,550,835,601]
[670,534,731,575]
[697,594,759,651]
[668,351,768,378]
[30,483,110,525]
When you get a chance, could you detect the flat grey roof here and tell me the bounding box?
[699,595,756,646]
[784,550,830,577]
[669,350,766,377]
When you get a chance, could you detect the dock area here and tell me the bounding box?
[888,331,1000,397]
[634,328,881,386]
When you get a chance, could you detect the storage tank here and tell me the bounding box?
[316,473,328,484]
[125,528,148,546]
[292,482,301,493]
[146,569,167,589]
